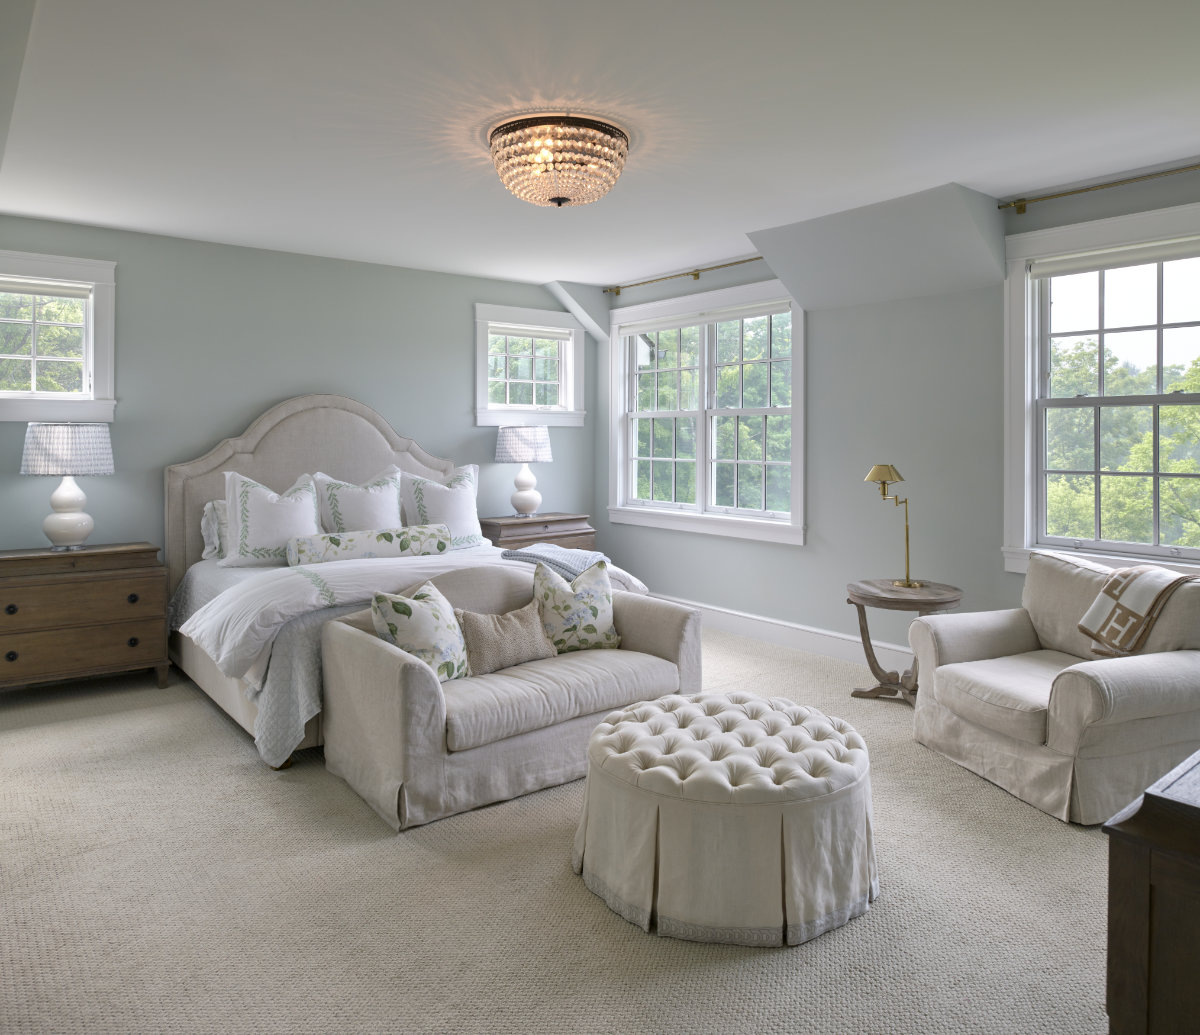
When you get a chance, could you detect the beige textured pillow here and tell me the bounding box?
[455,598,556,676]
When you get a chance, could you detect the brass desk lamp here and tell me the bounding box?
[864,464,923,588]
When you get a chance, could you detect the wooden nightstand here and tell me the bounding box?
[0,542,170,691]
[479,513,596,551]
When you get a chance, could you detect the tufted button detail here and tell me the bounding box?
[587,692,869,804]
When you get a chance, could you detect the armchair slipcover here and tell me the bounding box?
[910,551,1200,824]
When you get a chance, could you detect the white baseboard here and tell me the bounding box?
[653,592,914,672]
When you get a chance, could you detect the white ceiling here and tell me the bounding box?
[2,0,1199,287]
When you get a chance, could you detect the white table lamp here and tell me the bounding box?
[20,422,114,550]
[495,425,552,516]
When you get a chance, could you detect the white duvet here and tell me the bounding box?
[178,545,646,687]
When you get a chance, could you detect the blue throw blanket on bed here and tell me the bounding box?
[500,543,611,582]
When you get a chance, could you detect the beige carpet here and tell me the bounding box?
[1,630,1108,1035]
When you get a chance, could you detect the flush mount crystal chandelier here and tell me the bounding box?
[488,114,629,208]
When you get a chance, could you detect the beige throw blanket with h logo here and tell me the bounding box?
[1078,565,1198,656]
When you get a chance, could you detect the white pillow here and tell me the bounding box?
[286,524,450,565]
[219,472,321,567]
[370,581,471,682]
[400,465,485,550]
[534,561,621,653]
[313,468,403,533]
[200,499,228,560]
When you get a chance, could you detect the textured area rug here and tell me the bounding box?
[0,630,1108,1034]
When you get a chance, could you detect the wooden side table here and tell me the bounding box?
[0,542,170,691]
[479,513,595,551]
[846,578,962,705]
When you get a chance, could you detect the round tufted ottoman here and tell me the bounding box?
[571,691,878,946]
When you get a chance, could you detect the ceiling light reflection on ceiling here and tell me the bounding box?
[488,114,629,208]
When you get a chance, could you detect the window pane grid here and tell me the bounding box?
[487,331,564,408]
[1039,252,1200,553]
[0,290,88,396]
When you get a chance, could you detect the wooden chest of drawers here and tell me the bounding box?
[0,542,169,690]
[479,512,596,551]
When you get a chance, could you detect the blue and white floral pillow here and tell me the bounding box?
[370,581,471,682]
[400,465,485,550]
[287,524,450,565]
[534,561,621,653]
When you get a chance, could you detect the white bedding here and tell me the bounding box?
[170,546,646,767]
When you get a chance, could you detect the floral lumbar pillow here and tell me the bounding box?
[286,524,450,566]
[400,465,485,550]
[219,472,321,567]
[534,561,621,654]
[370,581,470,682]
[313,468,404,533]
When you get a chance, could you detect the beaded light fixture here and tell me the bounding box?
[488,114,629,208]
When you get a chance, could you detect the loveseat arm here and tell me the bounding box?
[1047,649,1200,756]
[909,608,1041,670]
[612,591,702,693]
[321,611,448,830]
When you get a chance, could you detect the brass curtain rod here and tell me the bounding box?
[604,256,764,296]
[999,161,1200,214]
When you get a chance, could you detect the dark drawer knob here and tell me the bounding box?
[4,651,17,662]
[4,604,16,615]
[127,637,139,648]
[127,593,139,604]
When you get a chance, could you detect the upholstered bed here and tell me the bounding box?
[164,394,641,767]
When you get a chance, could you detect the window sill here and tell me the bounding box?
[1003,544,1200,576]
[0,398,115,422]
[475,408,584,428]
[609,505,806,545]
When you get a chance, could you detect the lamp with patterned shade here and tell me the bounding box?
[495,425,552,516]
[20,422,114,550]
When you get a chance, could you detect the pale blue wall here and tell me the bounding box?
[0,215,594,552]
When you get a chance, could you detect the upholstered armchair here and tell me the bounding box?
[909,551,1200,824]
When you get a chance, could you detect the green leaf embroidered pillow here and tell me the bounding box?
[534,561,621,654]
[219,472,321,568]
[286,524,450,565]
[399,465,486,550]
[370,581,470,682]
[313,468,403,533]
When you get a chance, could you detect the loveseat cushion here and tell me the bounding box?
[443,649,680,752]
[936,649,1080,746]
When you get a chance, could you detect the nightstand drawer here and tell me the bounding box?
[0,617,167,686]
[0,572,167,633]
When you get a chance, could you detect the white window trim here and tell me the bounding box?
[607,278,806,545]
[0,249,116,422]
[474,303,585,427]
[1003,200,1200,574]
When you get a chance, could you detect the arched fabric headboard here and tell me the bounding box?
[163,394,455,595]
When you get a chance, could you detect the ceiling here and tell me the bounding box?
[2,0,1199,288]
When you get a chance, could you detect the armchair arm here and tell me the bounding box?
[1047,649,1200,755]
[612,591,703,693]
[909,608,1040,670]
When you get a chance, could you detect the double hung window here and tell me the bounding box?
[1005,206,1200,568]
[609,280,804,543]
[0,250,115,422]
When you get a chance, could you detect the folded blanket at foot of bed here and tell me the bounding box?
[501,543,647,592]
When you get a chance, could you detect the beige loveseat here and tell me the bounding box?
[910,551,1200,824]
[321,566,702,830]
